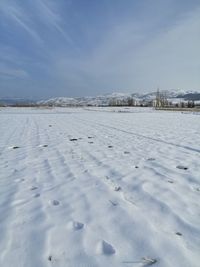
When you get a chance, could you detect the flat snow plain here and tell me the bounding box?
[0,107,200,267]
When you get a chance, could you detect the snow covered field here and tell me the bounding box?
[0,107,200,267]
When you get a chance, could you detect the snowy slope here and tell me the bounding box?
[37,89,200,107]
[37,93,132,107]
[0,107,200,267]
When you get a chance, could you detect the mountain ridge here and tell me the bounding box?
[1,89,200,106]
[37,89,200,106]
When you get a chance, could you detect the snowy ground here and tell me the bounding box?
[0,107,200,267]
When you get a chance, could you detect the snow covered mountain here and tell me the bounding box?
[1,89,199,107]
[37,89,200,107]
[37,93,132,107]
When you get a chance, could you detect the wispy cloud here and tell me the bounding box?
[36,0,74,45]
[0,64,29,79]
[58,5,200,93]
[0,1,43,44]
[0,0,200,98]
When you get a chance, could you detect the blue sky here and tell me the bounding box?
[0,0,200,99]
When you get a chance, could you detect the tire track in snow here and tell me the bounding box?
[73,114,200,154]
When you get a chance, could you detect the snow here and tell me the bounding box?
[0,107,200,267]
[37,89,200,107]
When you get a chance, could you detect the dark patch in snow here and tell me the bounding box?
[176,232,182,236]
[147,158,155,161]
[96,240,116,255]
[51,200,60,206]
[30,186,38,191]
[114,186,121,191]
[48,255,52,261]
[176,165,188,170]
[72,221,84,230]
[34,193,40,198]
[109,200,118,206]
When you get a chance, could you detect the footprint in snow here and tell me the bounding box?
[114,186,121,191]
[109,200,118,206]
[67,220,84,231]
[176,165,188,170]
[96,240,116,255]
[147,158,155,161]
[48,255,52,261]
[175,232,182,236]
[33,193,40,198]
[50,200,60,206]
[142,257,157,266]
[70,138,78,142]
[108,145,113,148]
[30,186,38,190]
[12,146,20,149]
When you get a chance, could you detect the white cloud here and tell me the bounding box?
[0,0,200,97]
[57,5,200,92]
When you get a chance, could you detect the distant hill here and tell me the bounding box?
[0,97,37,106]
[1,89,200,107]
[176,93,200,101]
[38,89,200,107]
